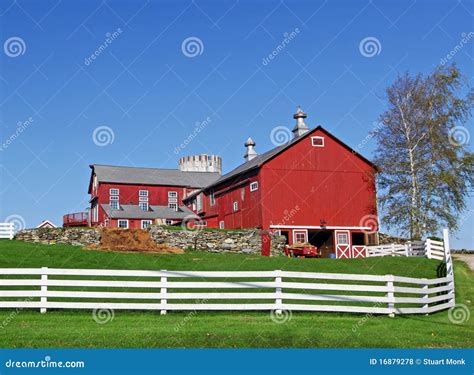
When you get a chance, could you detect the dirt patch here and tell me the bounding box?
[88,228,184,254]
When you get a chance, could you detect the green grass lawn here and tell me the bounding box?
[0,239,472,348]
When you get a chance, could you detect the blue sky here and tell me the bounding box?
[0,0,472,248]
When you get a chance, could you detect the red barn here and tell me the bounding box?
[183,108,379,258]
[63,108,379,258]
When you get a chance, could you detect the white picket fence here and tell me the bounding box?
[0,223,14,240]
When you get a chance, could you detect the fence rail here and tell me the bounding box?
[0,267,455,315]
[366,238,446,261]
[0,223,14,240]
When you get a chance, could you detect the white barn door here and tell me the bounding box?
[335,230,351,259]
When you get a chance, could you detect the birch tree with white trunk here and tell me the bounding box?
[374,65,473,240]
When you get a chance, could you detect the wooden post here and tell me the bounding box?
[40,267,47,314]
[275,270,282,315]
[422,282,429,315]
[9,223,14,240]
[160,270,167,316]
[391,243,395,257]
[442,229,455,306]
[386,275,395,317]
[404,243,409,257]
[425,238,431,259]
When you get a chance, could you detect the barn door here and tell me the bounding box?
[352,245,367,258]
[335,230,351,259]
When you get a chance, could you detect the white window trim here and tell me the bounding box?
[165,219,173,225]
[110,196,119,201]
[168,191,178,198]
[117,219,128,229]
[109,188,120,195]
[139,202,149,211]
[336,230,350,245]
[311,136,325,147]
[141,220,152,229]
[219,221,225,229]
[210,191,215,206]
[139,190,149,197]
[168,197,177,203]
[233,201,238,212]
[139,196,149,202]
[250,182,259,192]
[293,229,308,244]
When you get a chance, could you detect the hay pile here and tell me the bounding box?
[88,228,184,254]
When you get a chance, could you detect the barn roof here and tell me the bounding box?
[90,164,220,188]
[100,204,199,220]
[184,126,378,200]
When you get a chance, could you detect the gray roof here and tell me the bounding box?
[101,204,199,220]
[91,165,220,188]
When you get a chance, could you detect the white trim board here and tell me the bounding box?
[270,225,372,230]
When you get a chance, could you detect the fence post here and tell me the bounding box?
[275,270,282,315]
[160,270,167,316]
[442,229,455,306]
[40,267,47,314]
[404,243,409,257]
[422,281,429,315]
[425,238,431,259]
[386,275,395,317]
[9,223,14,240]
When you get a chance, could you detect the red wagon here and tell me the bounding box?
[284,244,319,258]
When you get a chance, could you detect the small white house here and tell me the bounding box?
[36,220,57,229]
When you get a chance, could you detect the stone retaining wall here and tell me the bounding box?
[15,227,286,256]
[15,228,101,247]
[148,227,285,256]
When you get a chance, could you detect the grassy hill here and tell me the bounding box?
[0,240,472,348]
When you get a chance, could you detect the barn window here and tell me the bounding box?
[110,188,119,195]
[233,201,239,212]
[311,136,324,147]
[293,230,307,244]
[210,191,215,206]
[118,219,128,229]
[168,203,178,211]
[250,182,258,192]
[168,191,178,198]
[336,232,350,245]
[110,196,119,210]
[139,190,148,197]
[165,219,173,225]
[141,220,152,229]
[139,202,149,211]
[219,221,225,229]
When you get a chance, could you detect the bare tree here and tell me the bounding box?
[374,64,473,239]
